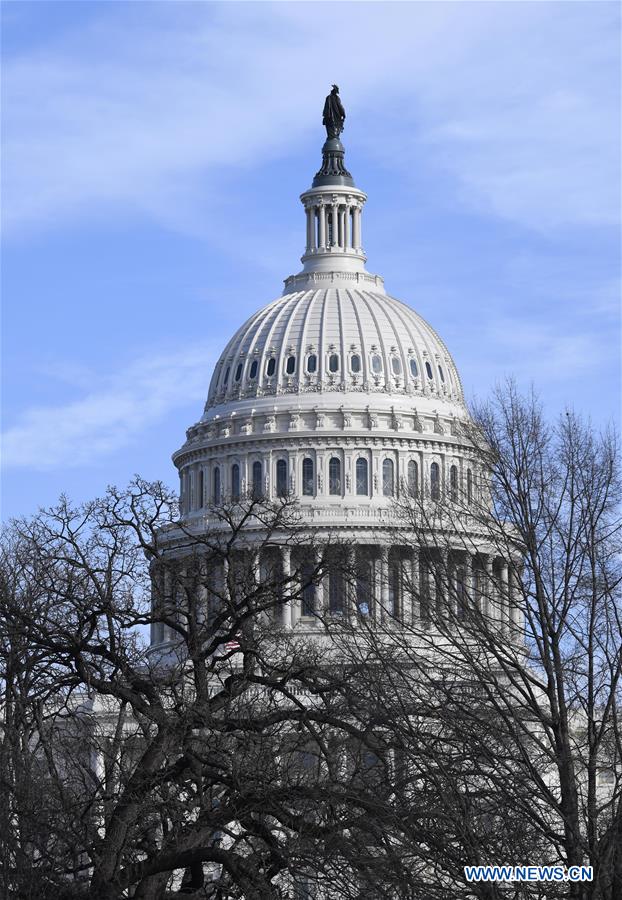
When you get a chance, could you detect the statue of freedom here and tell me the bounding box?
[323,85,346,139]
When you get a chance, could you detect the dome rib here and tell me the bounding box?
[204,287,464,413]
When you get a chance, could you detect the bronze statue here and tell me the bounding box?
[323,84,346,139]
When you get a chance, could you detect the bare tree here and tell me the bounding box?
[0,482,426,899]
[1,384,619,899]
[379,381,622,899]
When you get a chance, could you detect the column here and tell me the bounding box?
[305,208,313,252]
[346,546,356,624]
[353,206,361,251]
[499,561,509,632]
[436,549,449,621]
[331,203,339,247]
[509,564,524,635]
[380,547,389,622]
[316,548,325,617]
[291,550,301,627]
[427,557,436,625]
[282,546,292,629]
[471,556,480,616]
[484,555,494,623]
[339,207,346,249]
[345,205,352,248]
[409,548,419,624]
[373,549,382,624]
[318,205,326,249]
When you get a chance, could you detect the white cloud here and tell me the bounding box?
[1,343,217,470]
[2,2,619,237]
[483,317,616,382]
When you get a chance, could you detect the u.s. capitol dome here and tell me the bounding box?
[158,92,510,640]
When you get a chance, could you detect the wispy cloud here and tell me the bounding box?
[1,343,217,470]
[483,317,617,383]
[2,2,619,237]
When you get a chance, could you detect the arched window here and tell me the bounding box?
[266,357,276,377]
[407,459,418,497]
[306,354,317,374]
[430,462,440,500]
[234,363,243,382]
[302,457,314,496]
[276,459,288,497]
[350,353,361,373]
[285,355,296,375]
[329,457,341,496]
[198,470,205,508]
[450,465,458,501]
[356,458,369,496]
[223,366,230,386]
[371,354,383,374]
[329,568,344,616]
[252,461,263,499]
[425,361,433,380]
[467,469,473,505]
[409,358,418,378]
[382,458,394,497]
[391,356,402,376]
[249,360,258,380]
[328,353,339,373]
[231,463,240,500]
[213,467,221,505]
[438,364,445,383]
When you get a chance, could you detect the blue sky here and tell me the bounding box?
[2,1,620,521]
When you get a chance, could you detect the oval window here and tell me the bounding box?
[307,354,317,373]
[438,364,445,383]
[286,355,296,375]
[371,354,383,374]
[223,366,230,385]
[235,363,243,382]
[391,356,402,376]
[266,358,276,377]
[425,361,433,379]
[351,353,361,373]
[329,353,339,373]
[410,358,418,378]
[249,360,258,380]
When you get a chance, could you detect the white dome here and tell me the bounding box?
[204,287,463,417]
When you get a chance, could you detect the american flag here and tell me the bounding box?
[224,639,240,652]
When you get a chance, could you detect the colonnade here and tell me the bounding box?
[304,201,362,254]
[151,545,524,647]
